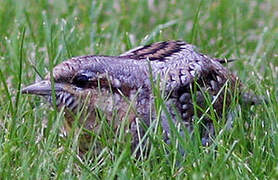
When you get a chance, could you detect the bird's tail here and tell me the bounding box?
[214,57,267,105]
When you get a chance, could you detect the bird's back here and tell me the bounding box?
[118,40,238,146]
[23,40,239,153]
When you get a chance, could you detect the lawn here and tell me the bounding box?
[0,0,277,179]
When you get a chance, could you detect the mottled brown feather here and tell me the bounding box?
[23,40,240,154]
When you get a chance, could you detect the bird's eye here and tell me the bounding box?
[72,74,90,88]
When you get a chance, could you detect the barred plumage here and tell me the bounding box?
[23,40,242,153]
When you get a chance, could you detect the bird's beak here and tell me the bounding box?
[22,80,64,96]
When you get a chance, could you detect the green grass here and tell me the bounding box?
[0,0,277,179]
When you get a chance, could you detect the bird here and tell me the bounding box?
[22,40,247,154]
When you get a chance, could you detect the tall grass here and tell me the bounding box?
[0,0,277,179]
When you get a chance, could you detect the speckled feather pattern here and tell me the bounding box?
[26,41,238,152]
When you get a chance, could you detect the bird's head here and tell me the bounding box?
[22,56,114,114]
[22,55,149,127]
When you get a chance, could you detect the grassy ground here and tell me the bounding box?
[0,0,277,179]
